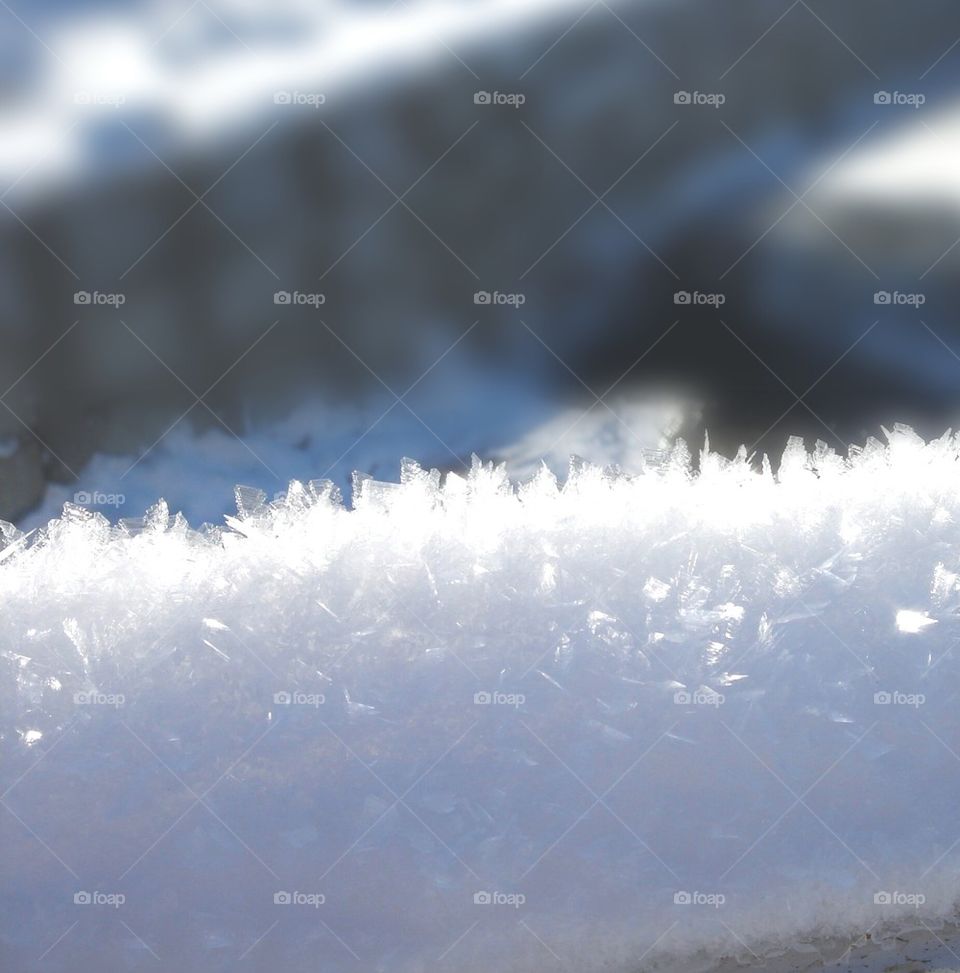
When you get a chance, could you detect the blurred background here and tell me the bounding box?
[2,0,960,525]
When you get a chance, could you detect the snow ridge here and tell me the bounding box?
[3,426,960,972]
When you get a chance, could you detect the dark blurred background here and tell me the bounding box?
[2,0,960,524]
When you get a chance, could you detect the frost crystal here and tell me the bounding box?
[2,428,960,971]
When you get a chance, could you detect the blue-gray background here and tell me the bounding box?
[2,0,960,522]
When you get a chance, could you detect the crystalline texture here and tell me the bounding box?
[2,429,960,972]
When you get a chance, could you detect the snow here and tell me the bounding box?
[4,425,960,971]
[895,609,937,635]
[19,381,684,531]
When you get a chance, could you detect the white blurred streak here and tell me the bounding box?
[0,0,599,200]
[820,105,960,209]
[0,114,78,189]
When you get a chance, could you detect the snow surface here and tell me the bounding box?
[4,426,960,972]
[19,384,685,531]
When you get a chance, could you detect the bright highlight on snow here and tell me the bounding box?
[896,608,937,634]
[3,425,960,972]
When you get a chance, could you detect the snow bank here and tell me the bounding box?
[19,385,682,531]
[3,426,960,971]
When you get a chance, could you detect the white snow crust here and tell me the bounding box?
[4,425,960,971]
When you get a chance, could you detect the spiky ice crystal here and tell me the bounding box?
[2,426,960,972]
